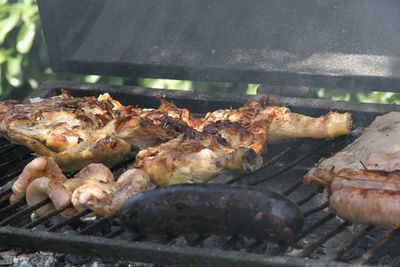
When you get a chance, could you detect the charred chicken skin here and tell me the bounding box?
[3,92,351,188]
[304,112,400,229]
[196,97,352,145]
[0,91,191,171]
[136,97,352,186]
[0,90,132,171]
[135,129,263,186]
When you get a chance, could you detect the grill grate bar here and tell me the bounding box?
[0,190,12,210]
[187,234,209,247]
[0,198,26,219]
[353,229,399,265]
[283,180,303,196]
[0,144,19,154]
[0,154,32,170]
[250,141,328,186]
[104,227,125,238]
[301,221,351,257]
[0,196,10,210]
[245,240,264,253]
[0,188,12,199]
[221,236,240,250]
[23,203,74,229]
[161,234,179,245]
[226,146,296,185]
[0,198,51,226]
[0,138,12,145]
[131,234,147,242]
[298,213,336,240]
[263,146,297,165]
[334,225,376,261]
[47,209,93,232]
[296,186,324,206]
[388,254,400,267]
[78,213,119,235]
[304,201,329,217]
[0,171,22,186]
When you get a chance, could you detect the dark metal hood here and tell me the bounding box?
[38,0,400,91]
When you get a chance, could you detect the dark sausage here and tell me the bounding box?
[119,184,303,244]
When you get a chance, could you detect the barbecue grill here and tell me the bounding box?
[1,0,400,266]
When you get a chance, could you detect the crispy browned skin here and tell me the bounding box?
[117,97,195,148]
[304,112,400,229]
[0,91,191,171]
[135,130,263,186]
[136,97,351,186]
[196,97,352,146]
[4,92,351,187]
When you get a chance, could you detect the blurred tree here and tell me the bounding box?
[0,0,255,100]
[0,0,128,100]
[1,0,40,100]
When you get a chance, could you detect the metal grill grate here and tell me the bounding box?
[0,134,399,266]
[1,82,400,266]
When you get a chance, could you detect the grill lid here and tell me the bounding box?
[38,0,400,91]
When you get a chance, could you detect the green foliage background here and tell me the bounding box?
[0,0,256,100]
[1,0,400,103]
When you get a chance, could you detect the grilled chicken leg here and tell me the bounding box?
[196,97,352,144]
[136,97,351,186]
[135,130,263,186]
[72,168,150,215]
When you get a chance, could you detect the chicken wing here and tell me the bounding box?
[10,157,65,204]
[13,157,149,217]
[72,168,150,215]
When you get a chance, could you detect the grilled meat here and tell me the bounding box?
[304,112,400,187]
[136,97,352,186]
[5,92,352,188]
[135,130,263,186]
[13,157,149,216]
[196,97,352,145]
[72,168,150,216]
[330,187,400,229]
[304,112,400,229]
[26,177,75,217]
[118,97,194,149]
[120,183,304,244]
[0,91,190,171]
[10,157,66,204]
